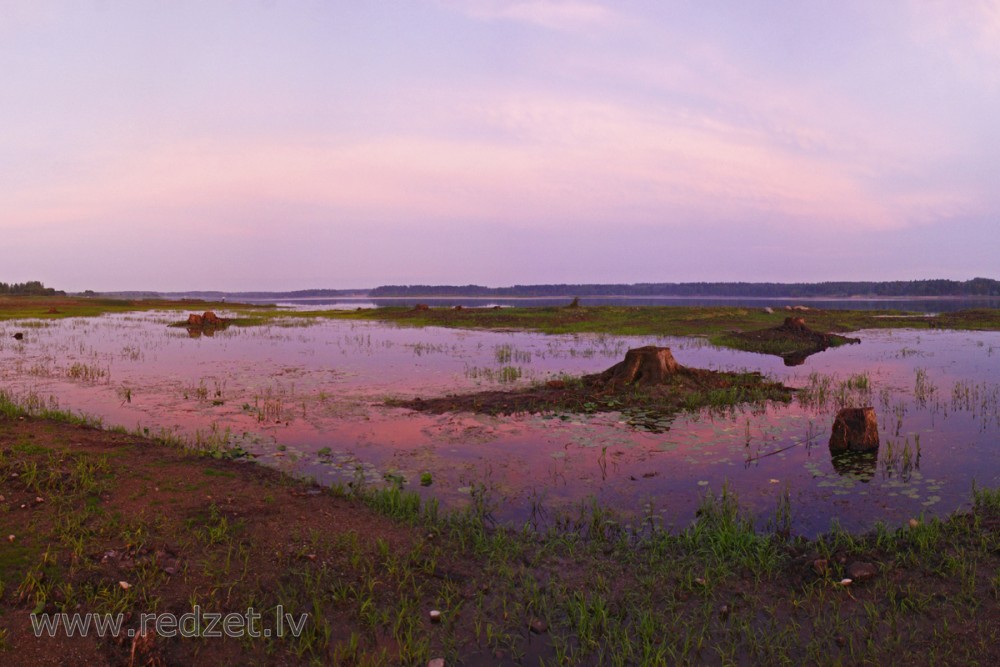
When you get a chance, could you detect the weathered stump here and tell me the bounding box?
[781,317,808,332]
[587,346,682,388]
[829,407,879,452]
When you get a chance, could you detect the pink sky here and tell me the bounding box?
[2,1,998,291]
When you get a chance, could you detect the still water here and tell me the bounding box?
[2,312,998,536]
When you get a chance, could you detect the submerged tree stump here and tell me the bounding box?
[586,346,682,388]
[829,407,880,452]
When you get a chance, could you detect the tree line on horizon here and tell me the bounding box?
[369,278,1000,298]
[0,281,63,296]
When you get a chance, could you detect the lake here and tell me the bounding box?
[240,295,1000,313]
[2,310,999,537]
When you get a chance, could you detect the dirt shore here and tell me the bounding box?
[3,413,1000,665]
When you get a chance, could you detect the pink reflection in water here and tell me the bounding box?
[2,313,1000,536]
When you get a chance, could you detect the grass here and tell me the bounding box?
[0,295,270,322]
[272,303,994,337]
[3,404,1000,664]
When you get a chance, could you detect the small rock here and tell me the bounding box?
[839,578,853,586]
[694,577,707,586]
[428,659,445,667]
[119,581,131,590]
[908,518,920,529]
[529,618,547,634]
[429,610,442,623]
[7,534,15,543]
[847,561,878,582]
[35,496,44,503]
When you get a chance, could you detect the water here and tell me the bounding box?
[2,312,999,537]
[239,295,1000,314]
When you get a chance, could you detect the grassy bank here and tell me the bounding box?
[0,296,270,323]
[2,397,999,665]
[298,304,1000,336]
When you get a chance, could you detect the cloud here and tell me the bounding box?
[440,0,615,31]
[905,0,1000,87]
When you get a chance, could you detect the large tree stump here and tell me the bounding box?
[587,346,682,388]
[829,407,879,452]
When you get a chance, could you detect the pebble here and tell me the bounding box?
[847,561,878,582]
[529,618,547,634]
[429,610,442,623]
[428,659,445,667]
[7,535,14,543]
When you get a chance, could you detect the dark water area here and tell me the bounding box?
[2,312,1000,537]
[240,295,1000,314]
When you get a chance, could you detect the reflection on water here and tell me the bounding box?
[1,312,999,536]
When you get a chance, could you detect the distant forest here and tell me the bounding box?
[370,278,1000,298]
[0,281,63,296]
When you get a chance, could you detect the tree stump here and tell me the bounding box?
[829,407,879,452]
[587,346,682,388]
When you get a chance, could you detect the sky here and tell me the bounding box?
[2,0,999,292]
